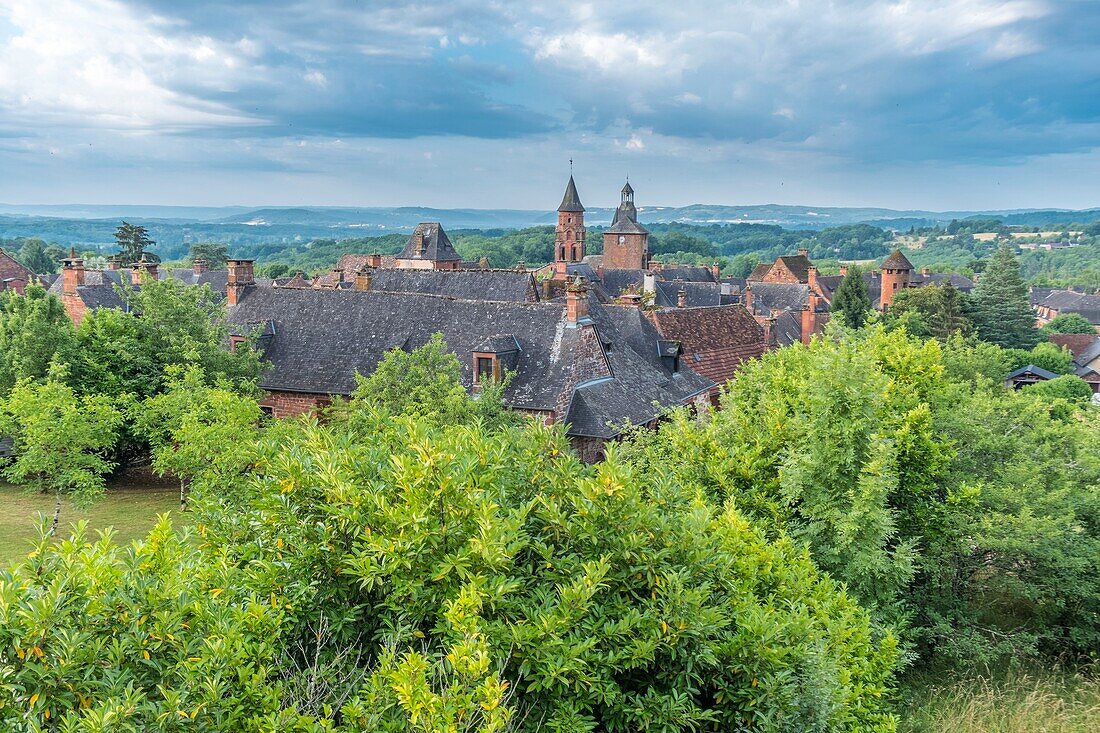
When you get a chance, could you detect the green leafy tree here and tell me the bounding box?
[114,221,158,263]
[1041,312,1096,334]
[1021,342,1075,375]
[1027,374,1094,404]
[257,262,291,279]
[0,284,77,395]
[970,244,1041,348]
[0,366,122,535]
[136,365,263,510]
[189,242,229,268]
[14,237,59,274]
[831,265,873,328]
[349,332,513,430]
[887,283,971,340]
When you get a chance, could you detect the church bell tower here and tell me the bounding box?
[555,174,586,277]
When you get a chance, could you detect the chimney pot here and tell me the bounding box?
[226,259,255,306]
[566,276,589,326]
[677,287,687,308]
[62,254,85,295]
[744,284,754,314]
[798,248,810,257]
[839,265,848,276]
[367,253,382,268]
[355,268,372,292]
[193,258,208,275]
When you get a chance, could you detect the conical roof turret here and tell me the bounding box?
[558,175,585,213]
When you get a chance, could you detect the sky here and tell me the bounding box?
[0,0,1098,211]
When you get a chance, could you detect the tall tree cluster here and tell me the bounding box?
[964,244,1041,349]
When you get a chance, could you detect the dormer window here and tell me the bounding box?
[473,354,497,384]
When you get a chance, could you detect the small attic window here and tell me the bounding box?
[473,353,498,384]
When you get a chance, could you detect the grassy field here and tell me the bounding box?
[0,479,181,564]
[900,670,1100,732]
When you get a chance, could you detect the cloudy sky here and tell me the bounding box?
[1,0,1098,210]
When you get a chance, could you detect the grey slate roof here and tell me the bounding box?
[225,286,712,438]
[1006,364,1059,381]
[1075,338,1100,367]
[749,282,810,313]
[1037,290,1100,324]
[367,269,536,302]
[169,268,229,293]
[882,250,914,270]
[656,265,717,283]
[47,269,133,311]
[397,223,462,262]
[771,310,803,347]
[654,280,722,308]
[558,176,585,213]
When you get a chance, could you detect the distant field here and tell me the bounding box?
[0,480,181,564]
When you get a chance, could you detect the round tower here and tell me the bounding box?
[880,249,914,309]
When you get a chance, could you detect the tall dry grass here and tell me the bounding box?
[900,670,1100,733]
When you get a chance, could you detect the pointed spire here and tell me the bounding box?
[621,180,634,196]
[558,174,585,213]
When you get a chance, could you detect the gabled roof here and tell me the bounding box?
[747,263,772,281]
[647,305,765,386]
[749,282,811,313]
[397,222,462,262]
[1075,338,1100,366]
[1048,333,1100,361]
[169,268,229,293]
[882,250,914,270]
[0,248,34,281]
[368,269,536,302]
[225,286,713,439]
[774,255,813,282]
[558,175,585,213]
[1005,364,1059,381]
[654,280,722,308]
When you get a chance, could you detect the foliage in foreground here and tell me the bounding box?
[619,325,1100,669]
[0,350,899,731]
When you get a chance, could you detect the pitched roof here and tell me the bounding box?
[748,282,811,313]
[0,248,33,281]
[770,310,803,347]
[647,305,765,385]
[1006,364,1059,381]
[367,269,536,302]
[225,286,712,438]
[558,175,585,213]
[1048,333,1100,360]
[774,255,813,282]
[747,263,772,281]
[1037,290,1100,324]
[397,222,462,262]
[1075,338,1100,367]
[882,250,914,270]
[169,268,229,293]
[654,280,722,307]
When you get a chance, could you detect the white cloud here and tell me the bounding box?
[0,0,263,131]
[625,133,645,150]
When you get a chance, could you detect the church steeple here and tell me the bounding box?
[554,174,586,269]
[558,175,585,213]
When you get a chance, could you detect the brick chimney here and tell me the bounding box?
[131,258,157,285]
[921,267,930,276]
[677,287,687,308]
[107,256,121,271]
[355,267,372,291]
[193,258,208,275]
[798,248,810,257]
[61,248,85,296]
[367,253,382,268]
[226,259,255,306]
[839,265,848,277]
[330,267,343,287]
[801,292,821,345]
[711,262,721,279]
[516,260,526,273]
[762,314,775,349]
[566,276,589,326]
[744,284,754,314]
[412,232,425,258]
[808,265,818,292]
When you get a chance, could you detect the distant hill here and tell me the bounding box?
[3,202,1099,262]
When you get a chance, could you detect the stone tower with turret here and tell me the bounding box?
[879,249,913,308]
[555,175,586,278]
[602,181,649,270]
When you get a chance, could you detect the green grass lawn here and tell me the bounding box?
[0,479,181,565]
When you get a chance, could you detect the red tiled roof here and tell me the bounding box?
[1049,333,1099,359]
[647,305,766,386]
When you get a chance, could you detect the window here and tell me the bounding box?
[474,355,496,384]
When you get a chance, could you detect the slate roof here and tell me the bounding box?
[647,305,765,386]
[600,269,644,297]
[0,249,33,281]
[367,269,537,302]
[1037,290,1100,324]
[1006,364,1059,381]
[47,269,134,311]
[1075,338,1100,367]
[748,282,810,313]
[747,263,772,281]
[909,272,974,292]
[656,265,717,283]
[558,175,585,213]
[654,280,722,308]
[770,310,804,347]
[606,190,649,236]
[1048,333,1100,361]
[225,286,712,439]
[397,223,463,262]
[882,250,914,270]
[815,274,844,300]
[169,268,229,293]
[774,255,813,282]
